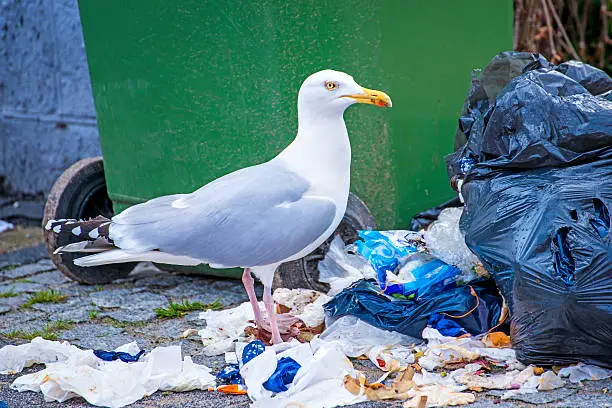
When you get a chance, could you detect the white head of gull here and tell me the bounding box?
[47,69,392,344]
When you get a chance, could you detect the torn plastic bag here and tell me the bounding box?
[93,349,145,363]
[216,364,242,385]
[448,52,612,367]
[323,279,504,339]
[262,357,301,392]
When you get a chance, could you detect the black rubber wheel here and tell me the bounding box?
[42,157,136,284]
[273,193,376,291]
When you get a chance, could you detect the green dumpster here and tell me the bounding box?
[44,1,512,285]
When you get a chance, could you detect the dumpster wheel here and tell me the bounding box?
[43,157,136,284]
[273,193,375,292]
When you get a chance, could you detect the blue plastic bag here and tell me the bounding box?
[242,340,266,365]
[93,349,145,363]
[216,364,242,385]
[262,357,301,393]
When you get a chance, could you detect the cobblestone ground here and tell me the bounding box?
[0,244,610,408]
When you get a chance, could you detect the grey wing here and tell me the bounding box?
[110,162,337,267]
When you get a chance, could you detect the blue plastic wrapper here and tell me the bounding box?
[324,279,504,339]
[216,364,242,385]
[93,349,145,363]
[242,340,266,365]
[262,357,301,393]
[354,230,463,300]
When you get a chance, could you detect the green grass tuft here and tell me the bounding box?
[1,320,73,341]
[14,278,34,284]
[0,287,17,298]
[22,289,68,308]
[88,309,99,319]
[155,298,222,319]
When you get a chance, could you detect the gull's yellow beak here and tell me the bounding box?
[342,88,392,108]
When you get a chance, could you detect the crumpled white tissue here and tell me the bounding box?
[0,337,82,374]
[241,340,366,408]
[198,301,265,356]
[3,338,215,408]
[273,288,331,327]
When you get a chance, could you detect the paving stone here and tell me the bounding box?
[0,294,28,311]
[0,281,46,293]
[505,387,577,404]
[0,260,55,280]
[133,319,187,340]
[58,281,105,296]
[550,391,612,407]
[27,270,71,285]
[0,311,47,334]
[184,311,207,326]
[0,305,10,314]
[89,287,146,308]
[50,307,92,323]
[59,324,136,350]
[133,274,187,288]
[0,244,47,270]
[94,291,169,323]
[163,280,249,306]
[102,308,157,323]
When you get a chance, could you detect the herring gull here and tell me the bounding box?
[46,69,392,343]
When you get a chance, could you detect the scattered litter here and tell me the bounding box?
[344,368,417,401]
[198,289,329,354]
[0,220,14,234]
[198,301,264,355]
[448,51,612,367]
[274,288,330,328]
[3,338,215,408]
[93,349,145,362]
[320,315,417,371]
[417,328,518,371]
[558,363,612,383]
[402,385,475,407]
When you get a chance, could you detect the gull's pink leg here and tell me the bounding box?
[263,284,283,344]
[242,268,264,326]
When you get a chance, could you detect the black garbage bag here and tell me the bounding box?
[448,52,612,368]
[324,279,505,339]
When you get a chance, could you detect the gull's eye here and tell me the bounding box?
[325,81,338,91]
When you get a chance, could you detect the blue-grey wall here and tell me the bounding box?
[0,0,101,196]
